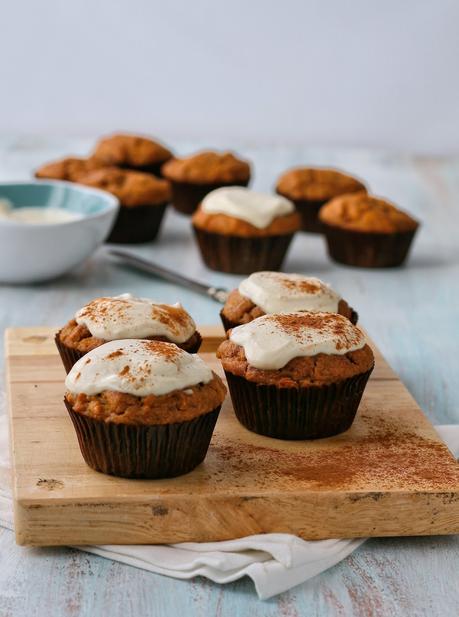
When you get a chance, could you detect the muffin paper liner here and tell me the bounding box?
[323,224,418,268]
[64,400,222,479]
[193,228,294,275]
[291,198,327,234]
[224,368,373,440]
[55,330,202,374]
[220,309,358,334]
[170,179,249,215]
[107,202,168,244]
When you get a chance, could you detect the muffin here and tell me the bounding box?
[319,193,419,268]
[56,294,202,373]
[78,167,171,243]
[92,133,173,176]
[276,167,366,233]
[64,339,226,478]
[34,156,105,182]
[220,271,358,332]
[217,312,374,440]
[192,187,301,274]
[161,150,251,215]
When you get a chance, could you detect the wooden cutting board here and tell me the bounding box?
[5,326,459,546]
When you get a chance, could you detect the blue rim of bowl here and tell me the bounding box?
[0,180,120,228]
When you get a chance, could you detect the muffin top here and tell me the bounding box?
[319,193,419,233]
[74,294,196,343]
[218,312,373,386]
[238,272,341,314]
[92,133,172,168]
[77,167,171,207]
[276,167,366,202]
[35,156,104,182]
[192,187,300,237]
[161,151,251,184]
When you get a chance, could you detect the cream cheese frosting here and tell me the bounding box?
[75,294,196,343]
[238,272,341,314]
[229,312,365,370]
[201,187,294,229]
[65,339,213,397]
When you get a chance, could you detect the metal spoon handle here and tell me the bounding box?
[108,249,229,304]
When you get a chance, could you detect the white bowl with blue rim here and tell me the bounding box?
[0,181,119,283]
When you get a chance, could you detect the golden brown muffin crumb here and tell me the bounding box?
[162,151,251,184]
[35,157,105,182]
[192,207,300,237]
[93,133,172,168]
[65,373,226,425]
[276,167,366,202]
[319,193,419,233]
[78,167,171,207]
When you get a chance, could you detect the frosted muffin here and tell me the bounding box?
[78,167,171,243]
[192,187,301,274]
[34,156,105,182]
[56,294,202,372]
[319,193,419,268]
[220,271,357,332]
[276,167,366,233]
[161,151,251,215]
[65,339,226,478]
[217,312,374,439]
[92,133,173,176]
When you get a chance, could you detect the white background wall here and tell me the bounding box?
[1,0,458,154]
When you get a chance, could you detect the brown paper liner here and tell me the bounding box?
[322,224,418,268]
[290,198,327,233]
[224,368,373,440]
[55,330,202,374]
[107,202,168,244]
[117,162,168,177]
[193,227,294,275]
[220,309,358,335]
[65,400,221,478]
[170,179,249,215]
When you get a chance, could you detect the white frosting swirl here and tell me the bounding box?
[201,187,294,229]
[75,294,196,343]
[238,272,341,314]
[229,312,365,370]
[65,339,213,397]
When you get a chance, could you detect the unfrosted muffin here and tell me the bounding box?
[192,187,300,274]
[217,312,374,439]
[276,167,366,233]
[34,156,105,182]
[161,150,251,215]
[65,339,226,478]
[92,133,173,176]
[78,167,171,243]
[319,193,419,268]
[56,294,202,372]
[220,271,357,332]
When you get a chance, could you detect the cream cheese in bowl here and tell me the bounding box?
[0,199,82,224]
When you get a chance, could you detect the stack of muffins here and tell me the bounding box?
[34,132,420,270]
[59,273,375,479]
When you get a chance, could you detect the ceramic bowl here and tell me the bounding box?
[0,181,119,283]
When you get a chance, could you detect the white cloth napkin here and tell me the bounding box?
[0,413,458,600]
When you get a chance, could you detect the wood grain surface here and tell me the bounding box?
[5,326,459,547]
[0,139,458,615]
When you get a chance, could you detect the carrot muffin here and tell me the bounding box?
[220,271,357,332]
[34,156,105,182]
[65,339,226,478]
[192,187,300,274]
[161,150,251,215]
[56,294,202,372]
[217,312,374,439]
[276,167,366,233]
[92,133,173,176]
[319,193,419,268]
[78,167,171,243]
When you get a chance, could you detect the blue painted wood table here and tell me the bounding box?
[0,138,458,616]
